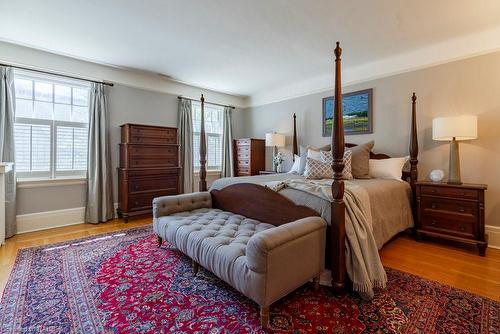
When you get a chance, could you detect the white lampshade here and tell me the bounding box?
[432,115,478,141]
[265,133,285,147]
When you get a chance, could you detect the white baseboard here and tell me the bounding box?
[16,203,120,234]
[16,207,85,234]
[486,225,500,249]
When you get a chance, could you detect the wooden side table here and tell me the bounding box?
[415,181,488,256]
[259,171,277,175]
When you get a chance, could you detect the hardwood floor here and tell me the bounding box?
[1,218,499,301]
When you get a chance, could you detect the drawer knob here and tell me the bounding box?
[431,189,437,193]
[431,220,437,226]
[459,225,465,231]
[135,185,139,190]
[134,201,139,205]
[458,207,465,213]
[431,203,437,209]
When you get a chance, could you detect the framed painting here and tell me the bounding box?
[322,88,373,137]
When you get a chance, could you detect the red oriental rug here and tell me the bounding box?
[0,226,498,333]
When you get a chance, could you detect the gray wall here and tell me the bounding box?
[17,84,245,215]
[243,51,500,227]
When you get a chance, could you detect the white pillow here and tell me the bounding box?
[306,148,322,161]
[288,155,301,174]
[369,156,409,180]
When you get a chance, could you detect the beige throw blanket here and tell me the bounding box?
[266,179,387,300]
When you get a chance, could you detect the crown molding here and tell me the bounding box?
[247,25,500,108]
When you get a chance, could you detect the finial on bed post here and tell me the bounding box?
[199,94,208,192]
[409,93,418,192]
[293,113,298,160]
[331,42,347,295]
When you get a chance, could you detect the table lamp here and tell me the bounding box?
[265,133,285,171]
[432,115,478,185]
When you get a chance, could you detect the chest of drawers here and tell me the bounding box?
[415,181,487,256]
[233,138,265,176]
[117,124,180,222]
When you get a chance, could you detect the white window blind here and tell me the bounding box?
[192,101,223,171]
[13,70,90,179]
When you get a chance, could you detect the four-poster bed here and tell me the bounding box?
[195,42,419,294]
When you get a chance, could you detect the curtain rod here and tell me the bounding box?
[177,95,235,109]
[0,62,114,87]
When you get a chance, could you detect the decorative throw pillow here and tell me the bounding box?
[303,157,333,179]
[368,156,409,180]
[349,140,375,179]
[288,155,301,174]
[319,150,353,180]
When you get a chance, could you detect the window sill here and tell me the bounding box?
[17,177,87,189]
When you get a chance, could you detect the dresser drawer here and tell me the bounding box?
[122,125,177,145]
[237,159,250,167]
[236,145,250,154]
[237,152,250,160]
[421,214,476,238]
[128,176,178,194]
[236,139,250,146]
[421,197,477,216]
[420,185,478,200]
[128,190,177,211]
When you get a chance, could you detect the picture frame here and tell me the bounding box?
[322,88,373,137]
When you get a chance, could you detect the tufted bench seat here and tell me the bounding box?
[152,191,326,327]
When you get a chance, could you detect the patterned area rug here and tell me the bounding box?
[0,226,498,333]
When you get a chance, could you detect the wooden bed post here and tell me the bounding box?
[199,94,208,191]
[292,113,298,159]
[331,42,347,295]
[409,93,418,193]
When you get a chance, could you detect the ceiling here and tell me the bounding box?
[1,0,500,103]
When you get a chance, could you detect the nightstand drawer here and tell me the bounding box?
[420,185,478,200]
[421,197,477,216]
[421,214,476,238]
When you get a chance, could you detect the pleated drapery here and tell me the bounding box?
[221,106,234,177]
[85,83,114,223]
[178,98,194,193]
[0,66,17,238]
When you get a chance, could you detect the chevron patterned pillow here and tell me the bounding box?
[304,150,353,180]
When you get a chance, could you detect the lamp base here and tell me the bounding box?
[447,138,462,185]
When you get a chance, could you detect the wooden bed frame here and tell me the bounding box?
[198,42,419,295]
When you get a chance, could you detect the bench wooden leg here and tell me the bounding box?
[313,274,320,291]
[260,306,269,328]
[192,260,199,276]
[156,235,163,247]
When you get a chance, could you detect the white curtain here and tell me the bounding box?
[221,106,234,177]
[178,98,193,193]
[0,66,16,238]
[85,83,114,223]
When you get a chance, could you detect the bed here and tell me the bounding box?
[195,42,419,296]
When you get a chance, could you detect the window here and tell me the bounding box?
[192,101,223,171]
[13,71,90,179]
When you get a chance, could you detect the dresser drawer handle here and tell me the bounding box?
[431,189,437,193]
[431,203,437,209]
[134,201,139,205]
[134,185,140,190]
[431,220,437,226]
[459,225,465,231]
[459,192,465,196]
[458,207,465,213]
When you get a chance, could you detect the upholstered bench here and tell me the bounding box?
[152,191,326,327]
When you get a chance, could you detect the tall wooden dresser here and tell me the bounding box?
[118,124,180,222]
[233,138,265,176]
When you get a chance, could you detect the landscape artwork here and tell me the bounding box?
[322,88,373,136]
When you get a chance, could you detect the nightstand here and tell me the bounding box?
[259,171,277,175]
[415,181,488,256]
